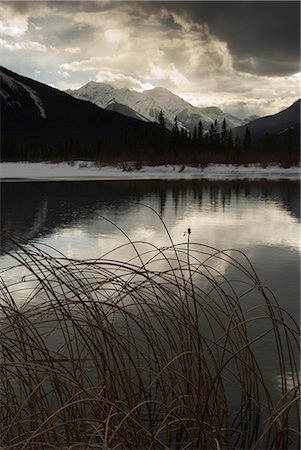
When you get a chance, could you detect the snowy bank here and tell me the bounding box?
[0,161,300,181]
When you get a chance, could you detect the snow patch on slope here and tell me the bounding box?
[1,72,46,118]
[17,80,46,119]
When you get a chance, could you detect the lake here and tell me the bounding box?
[0,177,300,448]
[1,178,299,309]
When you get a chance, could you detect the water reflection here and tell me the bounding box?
[1,178,299,316]
[0,179,299,254]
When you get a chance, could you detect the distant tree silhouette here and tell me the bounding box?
[209,120,219,150]
[158,110,166,129]
[3,105,297,165]
[209,123,215,143]
[197,120,203,142]
[171,116,180,154]
[221,118,228,149]
[214,120,220,149]
[173,116,179,135]
[180,128,189,142]
[193,126,197,141]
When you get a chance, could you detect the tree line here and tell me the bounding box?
[157,110,298,164]
[2,110,298,165]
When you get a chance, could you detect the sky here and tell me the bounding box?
[0,1,300,118]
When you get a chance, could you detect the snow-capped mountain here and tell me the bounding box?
[66,83,245,133]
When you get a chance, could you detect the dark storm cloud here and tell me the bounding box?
[31,15,94,46]
[7,0,300,76]
[142,1,300,76]
[6,1,121,14]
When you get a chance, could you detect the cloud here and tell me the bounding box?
[104,28,125,43]
[149,63,188,86]
[65,47,81,54]
[0,5,28,36]
[180,73,300,118]
[57,70,70,79]
[235,57,300,78]
[0,38,48,52]
[61,57,188,89]
[160,1,300,77]
[95,71,154,91]
[58,7,230,90]
[0,2,54,37]
[3,1,300,77]
[60,57,108,72]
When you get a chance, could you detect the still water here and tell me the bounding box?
[1,178,300,316]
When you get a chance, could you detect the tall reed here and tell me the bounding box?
[0,227,299,449]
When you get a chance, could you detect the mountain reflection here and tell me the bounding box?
[0,179,299,254]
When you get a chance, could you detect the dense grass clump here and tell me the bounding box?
[0,223,300,449]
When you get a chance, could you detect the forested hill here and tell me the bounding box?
[0,66,164,160]
[232,99,300,144]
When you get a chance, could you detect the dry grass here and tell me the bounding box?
[0,219,300,449]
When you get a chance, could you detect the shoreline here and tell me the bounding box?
[0,161,299,181]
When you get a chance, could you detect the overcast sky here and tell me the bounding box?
[1,1,300,118]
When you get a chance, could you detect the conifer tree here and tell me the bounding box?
[198,120,203,142]
[221,118,228,149]
[158,110,166,129]
[215,120,220,149]
[173,116,179,135]
[157,110,166,154]
[193,126,197,141]
[171,115,180,154]
[209,120,220,150]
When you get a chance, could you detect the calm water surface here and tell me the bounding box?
[1,179,299,315]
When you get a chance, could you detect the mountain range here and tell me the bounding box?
[1,65,299,161]
[66,82,245,133]
[0,66,159,151]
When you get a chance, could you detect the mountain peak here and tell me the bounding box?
[146,87,180,100]
[81,81,114,91]
[67,81,245,131]
[201,106,223,115]
[147,87,171,94]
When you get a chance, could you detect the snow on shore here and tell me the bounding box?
[0,161,299,181]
